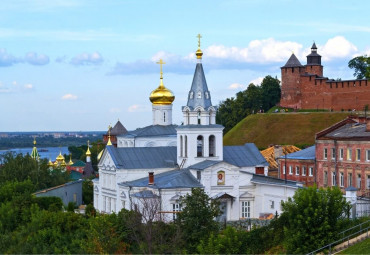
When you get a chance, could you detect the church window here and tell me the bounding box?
[180,136,183,157]
[241,201,250,218]
[209,135,215,157]
[185,135,188,157]
[122,200,125,209]
[186,110,190,124]
[270,200,275,209]
[189,91,193,99]
[197,135,204,157]
[197,110,201,124]
[163,112,166,123]
[205,91,209,99]
[197,170,201,181]
[172,203,182,220]
[197,91,202,99]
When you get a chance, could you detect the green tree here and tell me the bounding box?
[82,178,94,205]
[177,188,221,253]
[261,75,281,111]
[348,55,370,79]
[281,185,350,254]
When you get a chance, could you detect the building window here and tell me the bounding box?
[367,175,370,190]
[197,91,202,99]
[163,112,166,122]
[324,148,328,159]
[348,173,352,187]
[197,110,201,124]
[339,149,344,160]
[241,201,250,218]
[73,193,77,203]
[283,165,286,174]
[340,172,344,187]
[332,148,336,160]
[332,172,336,186]
[289,166,293,175]
[121,200,125,209]
[302,166,306,176]
[324,171,328,186]
[295,166,300,175]
[180,136,183,157]
[347,149,352,160]
[172,203,182,220]
[356,149,361,161]
[309,167,313,176]
[209,135,215,157]
[197,170,201,181]
[270,200,275,209]
[357,174,361,189]
[197,135,204,157]
[367,150,370,161]
[185,135,188,157]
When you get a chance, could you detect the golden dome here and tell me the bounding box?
[48,159,54,167]
[149,59,175,105]
[56,152,65,162]
[86,141,91,156]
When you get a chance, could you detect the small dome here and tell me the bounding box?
[149,81,175,105]
[86,147,91,157]
[56,152,65,161]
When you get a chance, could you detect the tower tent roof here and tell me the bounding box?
[311,42,317,49]
[186,63,213,110]
[109,120,128,135]
[282,53,303,68]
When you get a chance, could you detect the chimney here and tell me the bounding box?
[366,119,370,132]
[148,172,154,185]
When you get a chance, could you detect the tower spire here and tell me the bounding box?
[31,137,40,161]
[107,125,113,146]
[196,33,203,60]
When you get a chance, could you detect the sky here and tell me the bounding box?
[0,0,369,132]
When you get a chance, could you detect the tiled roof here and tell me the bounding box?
[282,53,303,68]
[186,63,213,110]
[278,145,315,160]
[107,146,177,169]
[71,160,86,167]
[121,124,177,138]
[120,169,203,189]
[223,143,269,167]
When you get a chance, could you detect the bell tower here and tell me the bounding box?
[176,34,224,168]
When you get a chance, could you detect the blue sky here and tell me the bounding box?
[0,0,369,131]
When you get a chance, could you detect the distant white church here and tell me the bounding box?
[93,38,301,221]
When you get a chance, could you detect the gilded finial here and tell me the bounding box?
[33,137,36,145]
[107,125,112,146]
[156,59,166,88]
[86,140,91,156]
[196,33,203,59]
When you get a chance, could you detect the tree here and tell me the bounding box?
[177,188,221,253]
[281,185,350,254]
[82,178,94,205]
[261,75,281,111]
[348,55,370,79]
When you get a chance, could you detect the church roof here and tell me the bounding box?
[71,160,86,167]
[223,143,269,167]
[186,63,213,110]
[282,53,303,68]
[121,124,177,138]
[188,160,221,170]
[250,173,300,187]
[106,146,177,169]
[176,124,224,130]
[120,169,203,189]
[108,120,128,135]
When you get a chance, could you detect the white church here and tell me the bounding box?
[93,37,301,221]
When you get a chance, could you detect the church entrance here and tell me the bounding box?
[217,201,227,222]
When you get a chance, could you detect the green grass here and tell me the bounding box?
[338,238,370,254]
[223,112,350,148]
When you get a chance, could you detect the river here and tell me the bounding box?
[0,146,69,160]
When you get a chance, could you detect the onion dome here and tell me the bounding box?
[149,59,175,105]
[86,140,92,156]
[97,149,104,161]
[61,160,66,167]
[56,151,65,162]
[48,158,54,167]
[68,155,74,165]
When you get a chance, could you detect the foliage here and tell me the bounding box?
[348,55,370,79]
[216,75,281,134]
[177,188,221,253]
[32,196,63,211]
[82,178,94,205]
[281,185,350,254]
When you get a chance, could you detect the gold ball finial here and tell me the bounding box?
[196,33,203,59]
[149,59,175,105]
[33,137,36,145]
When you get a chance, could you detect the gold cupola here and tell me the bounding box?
[195,33,203,59]
[149,59,175,105]
[86,140,91,156]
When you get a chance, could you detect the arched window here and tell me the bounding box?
[197,110,201,125]
[163,112,166,123]
[209,135,215,157]
[185,135,188,157]
[197,135,203,157]
[180,135,183,157]
[197,91,202,99]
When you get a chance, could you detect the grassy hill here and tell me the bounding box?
[223,112,350,149]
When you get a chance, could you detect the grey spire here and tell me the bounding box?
[311,42,317,50]
[283,53,303,68]
[186,63,212,109]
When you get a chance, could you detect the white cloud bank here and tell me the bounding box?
[61,94,78,100]
[70,52,104,66]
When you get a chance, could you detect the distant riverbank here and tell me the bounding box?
[0,147,69,160]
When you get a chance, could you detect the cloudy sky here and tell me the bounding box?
[0,0,369,131]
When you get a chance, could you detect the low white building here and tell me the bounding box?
[93,40,301,221]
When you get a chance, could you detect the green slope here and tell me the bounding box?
[338,238,370,254]
[223,112,350,149]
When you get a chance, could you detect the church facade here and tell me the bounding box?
[93,38,301,221]
[280,43,369,111]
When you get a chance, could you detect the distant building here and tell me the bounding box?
[280,42,369,111]
[103,120,128,147]
[34,180,83,206]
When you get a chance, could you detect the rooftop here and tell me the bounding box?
[120,124,177,138]
[278,145,315,160]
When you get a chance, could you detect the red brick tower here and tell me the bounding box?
[305,42,323,76]
[280,53,305,109]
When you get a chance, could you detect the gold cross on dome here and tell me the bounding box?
[156,59,166,79]
[108,124,112,135]
[197,33,202,48]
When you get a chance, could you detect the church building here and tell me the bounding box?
[93,37,301,221]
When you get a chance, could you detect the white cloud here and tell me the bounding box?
[61,94,78,100]
[321,36,358,61]
[70,52,104,66]
[24,83,33,89]
[127,104,148,112]
[0,81,35,93]
[228,83,245,90]
[249,77,264,85]
[25,52,50,65]
[0,48,19,66]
